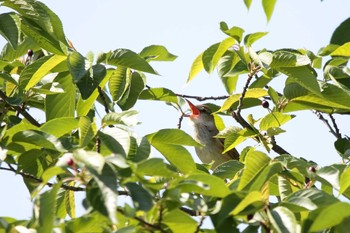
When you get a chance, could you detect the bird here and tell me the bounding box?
[185,99,240,170]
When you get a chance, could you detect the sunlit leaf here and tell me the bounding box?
[139,45,177,62]
[268,206,300,233]
[310,202,350,232]
[262,0,277,22]
[238,150,270,191]
[187,52,204,83]
[102,110,138,127]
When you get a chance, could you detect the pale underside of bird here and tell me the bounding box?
[185,99,240,170]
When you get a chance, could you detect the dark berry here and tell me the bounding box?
[261,100,269,108]
[308,166,316,172]
[27,49,34,57]
[247,214,254,221]
[67,158,74,166]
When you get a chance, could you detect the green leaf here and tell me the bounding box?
[73,149,105,174]
[316,165,343,190]
[106,48,157,74]
[102,110,138,127]
[219,88,268,112]
[213,160,244,179]
[249,162,284,191]
[12,130,65,152]
[65,212,110,233]
[45,72,76,120]
[76,69,112,116]
[262,0,277,22]
[147,129,199,174]
[0,12,20,49]
[25,54,67,90]
[3,0,68,54]
[139,87,178,104]
[259,112,294,131]
[244,32,268,47]
[310,202,350,232]
[231,191,265,215]
[270,51,311,68]
[40,117,79,138]
[76,64,106,100]
[163,209,198,233]
[268,206,300,233]
[330,42,350,57]
[330,17,350,45]
[108,66,129,101]
[282,188,339,212]
[278,176,293,201]
[177,173,231,197]
[340,166,350,194]
[37,183,61,233]
[243,0,253,9]
[187,52,204,83]
[98,127,130,157]
[222,128,254,153]
[79,116,96,148]
[136,158,177,178]
[238,150,270,190]
[117,72,145,110]
[86,164,118,224]
[139,45,177,61]
[67,51,87,83]
[279,66,320,95]
[125,183,153,211]
[219,22,244,43]
[202,38,236,74]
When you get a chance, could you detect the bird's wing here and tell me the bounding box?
[218,137,240,160]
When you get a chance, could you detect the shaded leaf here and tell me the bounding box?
[139,87,178,104]
[125,183,153,211]
[0,12,20,49]
[330,17,350,45]
[106,48,157,74]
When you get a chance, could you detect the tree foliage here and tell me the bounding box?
[0,0,350,232]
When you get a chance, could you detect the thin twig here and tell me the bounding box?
[0,164,130,195]
[176,94,230,101]
[313,111,340,139]
[0,90,41,127]
[194,214,205,233]
[0,166,85,192]
[329,114,341,139]
[236,63,260,115]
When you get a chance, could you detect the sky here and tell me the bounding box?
[1,0,350,222]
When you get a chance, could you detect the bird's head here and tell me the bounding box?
[185,99,216,129]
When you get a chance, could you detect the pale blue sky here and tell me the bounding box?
[1,0,350,221]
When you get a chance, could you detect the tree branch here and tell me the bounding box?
[0,90,41,127]
[314,111,341,139]
[0,163,129,195]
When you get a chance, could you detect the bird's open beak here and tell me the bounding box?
[185,99,200,118]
